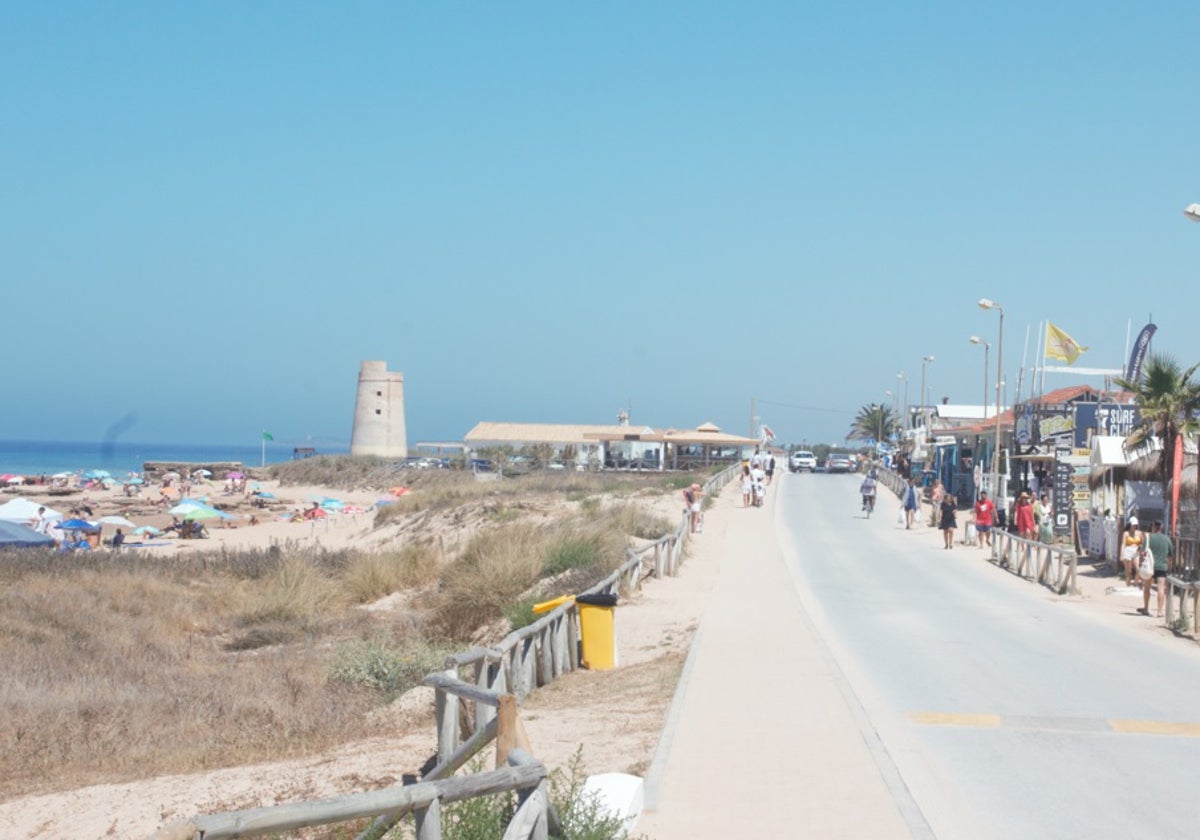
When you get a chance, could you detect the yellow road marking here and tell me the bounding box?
[1109,719,1200,737]
[908,712,1002,728]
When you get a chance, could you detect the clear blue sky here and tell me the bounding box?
[4,2,1199,448]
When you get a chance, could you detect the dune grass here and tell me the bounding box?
[0,465,699,800]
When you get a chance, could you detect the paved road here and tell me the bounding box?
[777,471,1200,839]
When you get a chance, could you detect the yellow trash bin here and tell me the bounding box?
[577,593,619,670]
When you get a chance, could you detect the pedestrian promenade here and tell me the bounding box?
[637,475,918,838]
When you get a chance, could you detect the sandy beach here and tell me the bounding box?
[3,477,391,555]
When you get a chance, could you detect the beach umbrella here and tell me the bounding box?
[84,470,112,479]
[132,525,162,535]
[193,469,213,477]
[51,472,71,479]
[0,474,15,482]
[251,491,276,499]
[342,504,367,514]
[226,471,245,479]
[5,475,24,484]
[125,477,145,485]
[55,518,100,533]
[320,497,345,510]
[183,508,224,521]
[169,500,218,515]
[98,516,136,528]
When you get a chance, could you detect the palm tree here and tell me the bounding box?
[848,403,897,443]
[1115,353,1200,525]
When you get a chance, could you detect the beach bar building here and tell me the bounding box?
[464,419,757,471]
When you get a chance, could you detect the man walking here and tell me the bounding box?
[974,491,996,549]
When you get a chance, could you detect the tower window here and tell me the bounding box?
[376,391,382,397]
[375,409,382,415]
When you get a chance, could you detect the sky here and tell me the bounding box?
[4,2,1199,449]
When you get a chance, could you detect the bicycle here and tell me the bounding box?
[862,493,876,517]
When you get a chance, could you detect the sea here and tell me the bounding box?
[0,439,350,478]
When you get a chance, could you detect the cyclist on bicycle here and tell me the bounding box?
[859,472,878,513]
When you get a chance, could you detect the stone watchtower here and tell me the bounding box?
[349,361,408,458]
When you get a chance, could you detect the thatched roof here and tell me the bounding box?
[1125,451,1164,482]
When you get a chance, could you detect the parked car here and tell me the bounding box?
[789,450,818,472]
[825,454,856,474]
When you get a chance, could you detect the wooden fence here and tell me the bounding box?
[430,465,741,764]
[990,530,1079,595]
[152,748,551,840]
[159,464,740,840]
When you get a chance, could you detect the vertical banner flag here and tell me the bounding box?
[262,431,274,441]
[1044,323,1088,365]
[761,425,775,441]
[1124,323,1157,382]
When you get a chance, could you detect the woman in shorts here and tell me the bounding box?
[1120,516,1143,587]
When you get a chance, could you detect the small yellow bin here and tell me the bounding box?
[576,593,619,670]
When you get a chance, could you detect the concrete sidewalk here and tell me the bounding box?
[636,477,923,839]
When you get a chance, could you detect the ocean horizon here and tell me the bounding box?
[0,439,351,477]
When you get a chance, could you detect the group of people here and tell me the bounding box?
[1120,516,1174,617]
[737,448,776,510]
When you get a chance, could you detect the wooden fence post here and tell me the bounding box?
[496,694,517,768]
[435,668,459,766]
[415,798,442,840]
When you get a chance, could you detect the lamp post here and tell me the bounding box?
[885,389,895,436]
[920,355,935,440]
[897,372,908,430]
[969,336,990,416]
[1184,203,1200,222]
[979,298,1005,499]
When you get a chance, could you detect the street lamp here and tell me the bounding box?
[920,355,934,440]
[969,336,990,415]
[1184,203,1200,222]
[979,298,1005,499]
[897,371,908,430]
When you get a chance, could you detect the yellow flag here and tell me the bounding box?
[1045,322,1088,365]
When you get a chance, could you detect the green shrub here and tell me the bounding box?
[440,748,639,840]
[545,535,605,576]
[328,639,446,700]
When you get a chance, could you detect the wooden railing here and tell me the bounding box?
[152,748,551,840]
[154,465,739,840]
[431,465,740,760]
[991,530,1079,595]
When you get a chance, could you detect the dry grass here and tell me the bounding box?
[0,465,694,801]
[0,562,379,799]
[342,545,439,604]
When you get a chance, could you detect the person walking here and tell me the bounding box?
[1142,520,1173,617]
[929,479,945,527]
[1014,491,1037,541]
[939,493,958,548]
[1035,492,1054,544]
[973,491,996,549]
[903,478,919,529]
[741,466,753,508]
[1120,516,1144,588]
[683,483,704,533]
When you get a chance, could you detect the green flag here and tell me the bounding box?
[262,430,274,442]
